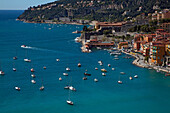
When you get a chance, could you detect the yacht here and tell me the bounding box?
[102,73,106,76]
[94,78,98,82]
[31,80,36,84]
[78,63,81,67]
[66,100,74,105]
[31,68,35,72]
[108,64,111,67]
[118,80,122,84]
[13,68,16,71]
[56,59,60,62]
[101,68,107,72]
[59,77,62,81]
[24,58,31,62]
[82,77,87,80]
[0,71,5,75]
[129,76,133,80]
[15,86,20,91]
[63,73,68,76]
[66,67,70,71]
[134,75,138,78]
[69,86,76,91]
[31,74,36,78]
[21,45,26,48]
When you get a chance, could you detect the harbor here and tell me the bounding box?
[0,10,170,113]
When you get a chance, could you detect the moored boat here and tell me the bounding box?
[69,86,76,91]
[84,72,91,76]
[63,73,68,76]
[59,77,62,81]
[66,67,70,71]
[78,63,81,67]
[31,68,35,72]
[94,78,98,82]
[101,68,107,72]
[15,86,20,91]
[82,76,87,80]
[118,80,122,84]
[66,100,74,105]
[129,76,133,80]
[102,73,106,76]
[31,80,36,84]
[24,58,31,62]
[134,75,138,78]
[13,68,16,71]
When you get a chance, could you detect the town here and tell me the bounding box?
[77,9,170,72]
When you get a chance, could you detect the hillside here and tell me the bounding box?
[18,0,170,22]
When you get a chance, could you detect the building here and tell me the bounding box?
[150,42,165,66]
[118,42,128,49]
[160,23,170,33]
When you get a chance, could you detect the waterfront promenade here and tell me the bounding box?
[122,50,170,73]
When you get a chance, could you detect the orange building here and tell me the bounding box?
[118,42,128,49]
[151,42,165,65]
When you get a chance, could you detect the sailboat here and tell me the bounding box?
[66,89,74,105]
[24,50,31,62]
[0,61,5,75]
[13,49,18,60]
[39,78,44,91]
[118,74,122,84]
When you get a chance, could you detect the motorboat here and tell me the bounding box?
[13,68,16,71]
[31,80,36,84]
[95,67,98,70]
[98,61,102,64]
[78,63,81,67]
[120,72,125,74]
[24,58,31,62]
[74,37,79,42]
[39,86,44,91]
[43,66,46,69]
[101,68,107,72]
[66,100,74,105]
[118,80,122,84]
[15,86,20,91]
[84,72,91,76]
[69,86,76,91]
[112,68,115,70]
[129,76,133,80]
[64,85,70,89]
[59,77,62,81]
[31,74,36,78]
[56,59,60,62]
[96,47,102,50]
[94,78,98,82]
[63,73,68,76]
[82,77,87,80]
[114,58,119,60]
[13,56,17,60]
[108,64,111,67]
[21,45,26,48]
[31,68,35,72]
[102,72,106,76]
[134,75,138,78]
[0,71,5,75]
[66,67,70,71]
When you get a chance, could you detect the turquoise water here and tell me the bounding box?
[0,10,170,113]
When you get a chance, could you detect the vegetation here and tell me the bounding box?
[18,0,170,22]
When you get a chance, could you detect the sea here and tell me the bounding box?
[0,10,170,113]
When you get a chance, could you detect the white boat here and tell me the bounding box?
[118,80,122,84]
[74,37,79,42]
[96,47,102,50]
[43,66,46,69]
[59,77,62,81]
[21,45,26,48]
[129,76,133,80]
[134,75,138,78]
[94,78,98,82]
[120,72,125,74]
[112,68,115,70]
[64,85,70,89]
[56,59,60,62]
[108,64,111,67]
[66,67,70,71]
[15,86,20,91]
[31,74,36,78]
[13,68,16,71]
[24,58,31,62]
[99,63,103,66]
[13,56,17,60]
[102,73,106,76]
[31,80,36,84]
[69,86,76,91]
[0,71,5,75]
[95,67,98,70]
[114,58,119,60]
[82,77,87,80]
[66,100,74,105]
[63,73,68,76]
[98,61,102,64]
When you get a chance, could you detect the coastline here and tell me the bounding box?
[122,50,170,73]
